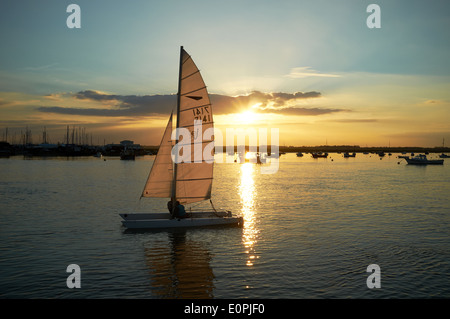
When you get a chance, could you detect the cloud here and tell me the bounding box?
[37,89,344,117]
[328,119,377,123]
[37,106,134,117]
[211,90,323,113]
[286,67,341,78]
[424,99,445,105]
[260,107,347,116]
[0,99,10,106]
[220,90,345,116]
[74,90,176,112]
[20,63,60,72]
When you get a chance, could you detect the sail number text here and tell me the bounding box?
[192,106,211,123]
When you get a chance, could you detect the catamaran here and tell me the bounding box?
[120,47,243,229]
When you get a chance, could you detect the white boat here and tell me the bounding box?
[404,154,443,165]
[121,47,243,229]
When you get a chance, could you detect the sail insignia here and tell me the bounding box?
[187,96,203,100]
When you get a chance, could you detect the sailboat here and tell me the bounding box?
[120,47,244,229]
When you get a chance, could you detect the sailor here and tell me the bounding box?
[167,199,174,217]
[168,199,187,219]
[176,202,186,219]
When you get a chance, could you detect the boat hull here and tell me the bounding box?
[121,216,244,229]
[405,159,444,165]
[120,211,230,221]
[120,211,243,229]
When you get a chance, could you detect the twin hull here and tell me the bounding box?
[120,211,244,229]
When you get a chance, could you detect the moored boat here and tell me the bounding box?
[404,154,443,165]
[312,152,328,158]
[343,152,356,158]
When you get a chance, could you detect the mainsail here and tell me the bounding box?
[142,47,214,205]
[142,113,174,198]
[174,47,214,205]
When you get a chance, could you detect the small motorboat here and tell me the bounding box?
[343,152,356,158]
[312,152,328,158]
[404,154,443,165]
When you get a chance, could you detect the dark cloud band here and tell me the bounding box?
[37,90,346,117]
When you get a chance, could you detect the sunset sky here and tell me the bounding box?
[1,0,449,147]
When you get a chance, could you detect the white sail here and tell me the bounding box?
[142,113,174,198]
[174,47,214,205]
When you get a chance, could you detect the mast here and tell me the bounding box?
[172,46,184,208]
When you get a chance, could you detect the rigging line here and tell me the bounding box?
[174,160,214,165]
[176,196,210,199]
[175,160,214,164]
[176,177,213,182]
[209,199,222,217]
[181,69,201,81]
[174,140,213,147]
[180,104,212,112]
[180,86,207,96]
[181,55,191,66]
[180,121,214,128]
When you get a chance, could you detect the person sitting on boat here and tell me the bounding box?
[174,202,187,219]
[168,199,179,218]
[168,200,188,219]
[167,200,174,215]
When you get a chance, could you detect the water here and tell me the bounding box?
[1,153,449,298]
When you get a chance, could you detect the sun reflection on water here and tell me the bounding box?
[239,163,259,267]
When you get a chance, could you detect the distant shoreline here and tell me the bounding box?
[1,141,449,158]
[272,145,450,154]
[212,145,450,154]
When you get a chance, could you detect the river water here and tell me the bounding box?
[1,153,449,298]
